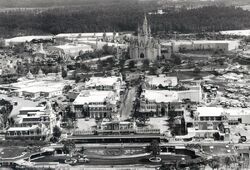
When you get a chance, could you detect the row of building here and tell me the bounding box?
[185,106,250,139]
[138,74,250,140]
[6,103,57,140]
[139,75,203,116]
[68,75,125,119]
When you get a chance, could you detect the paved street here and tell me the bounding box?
[0,94,39,118]
[119,86,136,120]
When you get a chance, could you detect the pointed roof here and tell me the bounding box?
[26,70,34,79]
[37,68,45,78]
[38,68,43,75]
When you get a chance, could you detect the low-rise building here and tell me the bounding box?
[73,90,120,118]
[84,75,123,91]
[178,88,202,103]
[161,40,240,53]
[50,43,93,58]
[19,107,46,115]
[139,90,181,116]
[145,75,178,88]
[225,108,250,125]
[4,35,54,46]
[6,125,47,140]
[191,107,228,138]
[68,75,124,101]
[0,70,74,99]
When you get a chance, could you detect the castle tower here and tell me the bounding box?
[129,14,161,61]
[137,24,141,42]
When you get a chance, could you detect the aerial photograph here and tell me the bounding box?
[1,0,250,169]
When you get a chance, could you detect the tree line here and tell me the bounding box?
[0,3,250,37]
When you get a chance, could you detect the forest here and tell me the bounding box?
[0,0,250,38]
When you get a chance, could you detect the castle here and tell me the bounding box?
[129,15,161,61]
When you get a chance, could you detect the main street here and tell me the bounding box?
[119,86,136,120]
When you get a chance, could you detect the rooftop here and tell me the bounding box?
[73,90,118,105]
[196,107,224,117]
[225,108,250,116]
[19,107,46,112]
[85,76,122,87]
[53,43,93,56]
[162,40,239,46]
[0,78,74,94]
[142,90,179,103]
[5,35,53,43]
[220,29,250,36]
[7,125,39,131]
[145,75,178,87]
[55,32,118,38]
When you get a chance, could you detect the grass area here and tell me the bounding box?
[84,147,146,157]
[0,147,25,158]
[167,71,212,80]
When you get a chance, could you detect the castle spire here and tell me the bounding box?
[137,23,141,41]
[142,14,148,36]
[148,25,151,37]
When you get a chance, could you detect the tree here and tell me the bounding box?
[62,68,67,78]
[160,106,166,116]
[75,76,81,83]
[224,156,232,170]
[63,85,72,93]
[193,67,201,74]
[148,140,161,159]
[63,140,76,156]
[213,132,220,141]
[53,125,61,139]
[149,66,157,75]
[102,44,116,55]
[128,60,135,69]
[171,54,181,65]
[137,114,148,126]
[160,163,176,170]
[143,59,150,69]
[208,157,220,170]
[80,146,86,154]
